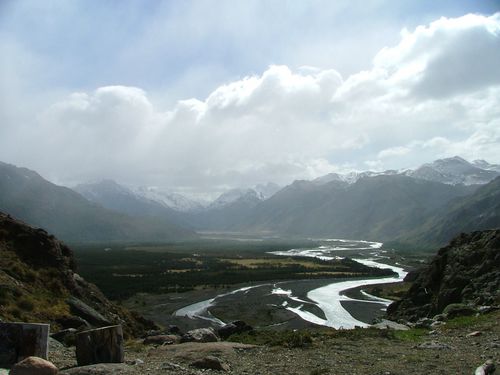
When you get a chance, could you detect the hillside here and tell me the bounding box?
[0,162,196,242]
[387,229,500,321]
[0,212,155,336]
[236,175,476,241]
[399,177,500,246]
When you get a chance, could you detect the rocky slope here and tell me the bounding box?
[0,212,155,337]
[387,229,500,321]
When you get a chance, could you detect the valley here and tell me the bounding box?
[73,236,422,331]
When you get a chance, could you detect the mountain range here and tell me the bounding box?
[0,156,498,246]
[0,162,196,242]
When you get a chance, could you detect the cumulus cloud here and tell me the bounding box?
[2,13,500,193]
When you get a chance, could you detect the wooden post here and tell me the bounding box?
[75,325,124,366]
[0,322,49,368]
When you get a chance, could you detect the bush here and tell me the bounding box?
[17,298,35,311]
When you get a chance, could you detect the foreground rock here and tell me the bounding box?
[180,328,219,343]
[143,335,180,345]
[217,320,253,339]
[10,356,58,375]
[388,229,500,321]
[191,355,229,371]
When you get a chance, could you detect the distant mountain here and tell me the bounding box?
[405,156,499,185]
[0,162,196,242]
[254,182,281,199]
[234,175,477,241]
[472,159,500,172]
[74,180,187,220]
[312,156,499,187]
[401,176,500,246]
[134,186,208,212]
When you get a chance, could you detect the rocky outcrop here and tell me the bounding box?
[0,212,156,337]
[387,229,500,321]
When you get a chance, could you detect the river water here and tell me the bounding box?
[174,239,407,329]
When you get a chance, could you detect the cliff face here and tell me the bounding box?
[0,212,155,337]
[387,229,500,321]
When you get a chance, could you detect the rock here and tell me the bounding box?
[417,341,452,350]
[430,320,446,329]
[443,303,477,319]
[217,320,253,339]
[475,359,496,375]
[59,363,133,375]
[191,356,229,371]
[67,297,112,327]
[56,316,90,330]
[433,313,447,321]
[143,335,180,345]
[51,328,78,347]
[372,320,410,330]
[10,356,58,375]
[76,325,124,366]
[467,331,482,337]
[160,362,188,371]
[387,230,500,321]
[414,318,434,329]
[181,328,219,343]
[168,325,181,334]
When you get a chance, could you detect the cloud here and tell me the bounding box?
[2,13,500,192]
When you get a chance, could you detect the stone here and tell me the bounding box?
[467,331,482,337]
[372,320,410,330]
[59,363,133,375]
[51,328,77,347]
[181,328,219,343]
[0,322,50,367]
[217,320,253,339]
[76,325,124,366]
[143,334,180,345]
[417,341,452,350]
[414,318,434,329]
[67,297,112,327]
[443,303,477,319]
[191,356,230,371]
[10,356,58,375]
[475,359,495,375]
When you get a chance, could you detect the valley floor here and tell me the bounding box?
[49,310,499,375]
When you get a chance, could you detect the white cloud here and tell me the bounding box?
[2,13,500,193]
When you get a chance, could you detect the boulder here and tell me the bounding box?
[442,303,477,319]
[372,319,409,330]
[143,335,180,345]
[217,321,253,339]
[181,328,219,343]
[191,356,229,371]
[67,297,112,327]
[10,356,58,375]
[51,329,77,347]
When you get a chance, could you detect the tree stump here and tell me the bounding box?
[0,322,50,368]
[75,325,124,366]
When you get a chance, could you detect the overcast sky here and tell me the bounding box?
[1,1,499,196]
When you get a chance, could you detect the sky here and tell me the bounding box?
[1,0,500,197]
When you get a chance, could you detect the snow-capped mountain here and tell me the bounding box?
[472,159,500,173]
[406,156,500,185]
[313,170,401,185]
[134,186,208,212]
[312,157,499,187]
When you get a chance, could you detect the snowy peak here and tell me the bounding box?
[472,159,500,172]
[74,179,137,202]
[407,156,500,185]
[134,186,207,212]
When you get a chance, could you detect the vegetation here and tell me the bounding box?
[73,242,395,300]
